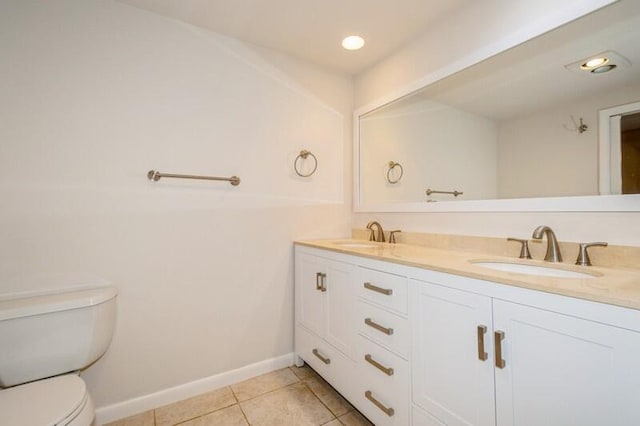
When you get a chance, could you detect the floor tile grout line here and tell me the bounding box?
[303,374,374,425]
[299,379,338,422]
[289,365,315,381]
[155,372,298,425]
[293,363,355,418]
[237,401,252,425]
[238,379,335,426]
[229,384,241,402]
[169,369,294,425]
[238,380,305,405]
[162,390,237,426]
[301,374,356,418]
[232,367,301,403]
[111,367,324,426]
[169,399,237,426]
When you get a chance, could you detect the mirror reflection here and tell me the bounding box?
[358,2,640,205]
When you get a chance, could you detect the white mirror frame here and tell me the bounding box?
[353,0,640,213]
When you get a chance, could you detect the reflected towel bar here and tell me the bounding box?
[147,170,240,186]
[426,188,463,197]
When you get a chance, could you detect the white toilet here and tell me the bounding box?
[0,285,117,425]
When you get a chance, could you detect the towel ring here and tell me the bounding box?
[386,161,404,184]
[294,150,318,177]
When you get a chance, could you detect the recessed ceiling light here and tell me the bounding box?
[581,57,608,69]
[342,35,365,51]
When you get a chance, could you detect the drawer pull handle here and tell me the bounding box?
[365,354,394,376]
[494,330,506,369]
[312,348,331,365]
[364,282,393,296]
[365,390,395,417]
[365,318,394,335]
[316,272,327,292]
[477,325,488,361]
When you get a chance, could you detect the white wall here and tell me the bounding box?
[497,82,640,199]
[0,0,352,409]
[353,0,640,246]
[360,100,496,203]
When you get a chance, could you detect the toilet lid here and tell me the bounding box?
[0,374,88,426]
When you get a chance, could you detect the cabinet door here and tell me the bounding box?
[295,253,326,336]
[494,299,640,426]
[324,260,356,358]
[411,280,495,426]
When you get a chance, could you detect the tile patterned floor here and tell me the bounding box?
[105,365,373,426]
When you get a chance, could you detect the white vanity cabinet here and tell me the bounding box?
[295,251,356,359]
[353,266,410,425]
[294,248,359,403]
[295,246,411,425]
[411,277,640,426]
[493,299,640,426]
[295,243,640,426]
[411,281,495,426]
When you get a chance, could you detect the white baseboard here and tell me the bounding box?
[94,352,295,425]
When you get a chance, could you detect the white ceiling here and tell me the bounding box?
[117,0,470,74]
[375,0,640,122]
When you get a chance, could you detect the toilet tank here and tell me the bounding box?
[0,285,117,387]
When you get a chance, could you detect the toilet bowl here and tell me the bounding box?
[0,285,117,426]
[0,375,94,425]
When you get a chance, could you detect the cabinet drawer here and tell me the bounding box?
[357,300,409,358]
[356,335,409,396]
[294,325,355,399]
[358,267,408,315]
[353,337,409,426]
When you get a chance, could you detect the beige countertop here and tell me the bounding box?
[296,239,640,311]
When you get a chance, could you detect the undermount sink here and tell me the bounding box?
[471,261,597,279]
[333,241,379,249]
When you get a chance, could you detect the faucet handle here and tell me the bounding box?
[507,238,532,259]
[389,230,402,244]
[575,242,608,266]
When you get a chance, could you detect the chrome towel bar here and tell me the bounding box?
[147,170,240,186]
[426,188,463,197]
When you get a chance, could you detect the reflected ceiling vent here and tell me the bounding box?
[565,50,631,75]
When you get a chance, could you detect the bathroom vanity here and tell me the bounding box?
[294,240,640,426]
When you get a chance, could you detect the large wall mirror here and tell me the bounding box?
[355,1,640,212]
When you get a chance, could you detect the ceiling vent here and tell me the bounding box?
[564,50,631,75]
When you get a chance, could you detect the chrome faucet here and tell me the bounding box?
[366,221,385,242]
[532,225,562,262]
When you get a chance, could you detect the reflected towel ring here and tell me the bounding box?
[294,150,318,177]
[386,161,404,184]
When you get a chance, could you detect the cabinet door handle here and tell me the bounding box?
[315,272,327,292]
[477,325,488,361]
[312,348,331,365]
[365,390,395,417]
[364,282,393,296]
[494,330,506,369]
[364,318,394,335]
[365,354,394,376]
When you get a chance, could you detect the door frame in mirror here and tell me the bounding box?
[353,0,640,213]
[599,101,640,195]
